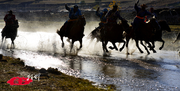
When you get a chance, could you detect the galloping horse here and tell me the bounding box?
[1,20,19,49]
[57,16,86,52]
[126,18,161,54]
[100,20,129,53]
[150,20,171,50]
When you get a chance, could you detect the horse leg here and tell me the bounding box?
[126,37,130,55]
[1,36,5,49]
[78,39,82,50]
[146,41,156,53]
[135,40,144,53]
[11,39,15,49]
[119,40,126,52]
[60,36,64,48]
[109,42,118,50]
[151,41,155,49]
[70,40,75,53]
[102,41,108,53]
[104,41,108,52]
[140,41,150,54]
[159,39,164,50]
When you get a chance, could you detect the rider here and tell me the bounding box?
[2,10,16,33]
[105,4,126,25]
[63,4,82,36]
[144,7,157,22]
[96,7,108,29]
[132,0,153,36]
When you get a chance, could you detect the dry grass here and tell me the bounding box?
[169,25,180,31]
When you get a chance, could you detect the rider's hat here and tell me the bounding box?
[8,10,13,14]
[74,5,78,8]
[113,4,118,8]
[141,4,147,8]
[103,8,108,12]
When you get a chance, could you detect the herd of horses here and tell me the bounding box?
[1,15,174,55]
[56,16,172,55]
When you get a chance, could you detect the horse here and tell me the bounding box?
[149,20,171,50]
[125,18,161,54]
[57,16,86,52]
[1,20,19,49]
[100,20,129,53]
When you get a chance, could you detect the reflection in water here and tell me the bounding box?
[1,48,180,90]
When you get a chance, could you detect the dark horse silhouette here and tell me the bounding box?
[1,20,19,49]
[57,16,86,52]
[89,20,129,53]
[149,20,171,50]
[126,18,161,54]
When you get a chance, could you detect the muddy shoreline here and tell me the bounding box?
[0,54,112,91]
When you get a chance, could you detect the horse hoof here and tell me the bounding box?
[153,50,157,53]
[119,48,123,52]
[62,43,64,48]
[105,50,109,53]
[159,47,163,50]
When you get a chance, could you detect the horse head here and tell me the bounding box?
[158,20,171,32]
[149,18,161,31]
[77,15,86,26]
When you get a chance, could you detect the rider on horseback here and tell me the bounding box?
[96,7,108,30]
[102,4,126,36]
[63,4,82,37]
[105,4,126,25]
[2,10,16,33]
[132,0,153,37]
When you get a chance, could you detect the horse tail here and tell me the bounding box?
[56,29,61,35]
[88,28,99,39]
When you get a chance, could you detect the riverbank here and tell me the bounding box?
[0,54,113,91]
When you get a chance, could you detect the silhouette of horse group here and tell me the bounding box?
[1,15,171,55]
[89,17,171,55]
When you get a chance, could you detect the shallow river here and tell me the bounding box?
[1,21,180,91]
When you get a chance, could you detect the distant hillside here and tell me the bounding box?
[0,0,179,12]
[0,0,179,24]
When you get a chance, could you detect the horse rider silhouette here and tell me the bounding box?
[2,10,16,33]
[105,4,126,25]
[96,7,108,30]
[132,0,153,37]
[63,4,82,37]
